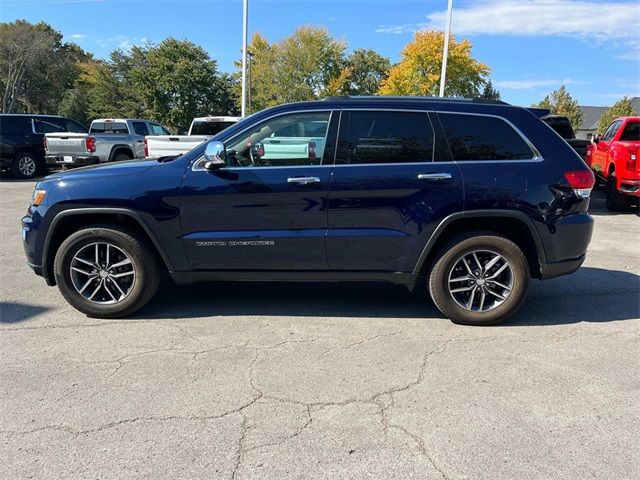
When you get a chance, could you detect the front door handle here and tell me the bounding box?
[287,176,321,185]
[417,173,452,181]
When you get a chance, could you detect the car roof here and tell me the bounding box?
[0,113,64,118]
[91,119,148,123]
[192,116,242,122]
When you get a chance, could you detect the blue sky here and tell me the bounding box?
[1,0,639,107]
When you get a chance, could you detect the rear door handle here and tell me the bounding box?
[287,176,321,185]
[417,173,452,181]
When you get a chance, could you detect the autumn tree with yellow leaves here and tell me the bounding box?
[379,30,489,97]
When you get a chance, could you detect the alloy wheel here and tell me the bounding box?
[18,156,37,177]
[447,250,514,312]
[69,242,136,304]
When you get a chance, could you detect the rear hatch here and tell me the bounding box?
[45,132,89,157]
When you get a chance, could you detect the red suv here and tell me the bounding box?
[586,116,640,210]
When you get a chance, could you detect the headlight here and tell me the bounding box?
[32,189,46,206]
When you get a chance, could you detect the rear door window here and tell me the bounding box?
[438,113,534,161]
[336,110,434,164]
[33,118,66,134]
[60,119,87,133]
[132,122,149,136]
[619,121,639,141]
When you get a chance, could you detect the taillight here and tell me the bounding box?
[627,149,638,172]
[564,170,595,198]
[86,136,96,153]
[308,141,316,159]
[144,138,148,157]
[43,137,48,151]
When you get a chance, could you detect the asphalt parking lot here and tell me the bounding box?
[1,177,638,480]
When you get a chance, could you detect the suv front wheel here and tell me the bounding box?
[54,225,161,318]
[428,233,530,326]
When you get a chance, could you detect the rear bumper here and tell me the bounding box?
[540,255,585,279]
[45,155,100,166]
[618,178,640,197]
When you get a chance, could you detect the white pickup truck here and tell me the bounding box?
[144,116,240,158]
[45,118,170,167]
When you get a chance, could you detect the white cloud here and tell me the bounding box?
[376,0,640,41]
[69,33,87,40]
[494,78,579,90]
[96,35,150,52]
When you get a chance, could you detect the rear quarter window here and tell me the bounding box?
[438,113,535,161]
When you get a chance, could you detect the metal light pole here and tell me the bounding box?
[439,0,453,97]
[241,0,249,117]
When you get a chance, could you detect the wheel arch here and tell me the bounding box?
[42,208,173,286]
[413,210,547,281]
[108,145,134,161]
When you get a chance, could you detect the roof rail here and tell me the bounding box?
[322,95,510,106]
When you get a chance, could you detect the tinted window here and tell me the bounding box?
[337,111,434,164]
[90,122,128,134]
[223,111,331,167]
[602,120,622,141]
[33,118,65,134]
[543,117,574,139]
[439,113,534,161]
[61,119,87,133]
[0,116,33,135]
[190,121,236,136]
[619,121,639,141]
[132,121,149,136]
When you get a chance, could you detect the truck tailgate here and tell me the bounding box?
[45,133,88,156]
[145,135,209,158]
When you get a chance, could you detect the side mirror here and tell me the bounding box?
[592,134,600,145]
[204,141,226,170]
[250,142,265,158]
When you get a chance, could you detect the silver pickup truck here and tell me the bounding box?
[45,118,170,167]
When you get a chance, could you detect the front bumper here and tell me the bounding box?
[45,155,100,167]
[618,179,640,197]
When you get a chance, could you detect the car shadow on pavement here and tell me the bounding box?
[133,266,639,326]
[0,302,50,323]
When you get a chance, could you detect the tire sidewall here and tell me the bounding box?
[430,235,529,326]
[54,228,151,317]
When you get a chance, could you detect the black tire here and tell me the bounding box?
[11,152,41,179]
[428,233,530,326]
[112,152,132,162]
[606,173,629,211]
[54,225,161,318]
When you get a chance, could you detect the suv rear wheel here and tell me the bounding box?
[12,152,40,179]
[54,225,161,318]
[428,233,529,326]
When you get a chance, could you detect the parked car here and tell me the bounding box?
[22,96,595,326]
[144,116,240,158]
[44,118,170,167]
[0,114,87,179]
[541,114,590,159]
[586,116,640,210]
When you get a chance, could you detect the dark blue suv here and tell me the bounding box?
[22,97,595,325]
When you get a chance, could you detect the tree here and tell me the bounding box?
[328,49,391,96]
[597,96,637,133]
[479,80,501,100]
[0,21,90,113]
[129,38,237,132]
[378,29,489,97]
[247,27,346,111]
[533,85,583,130]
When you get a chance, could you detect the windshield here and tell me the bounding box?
[190,121,236,136]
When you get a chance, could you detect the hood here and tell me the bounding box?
[44,159,158,181]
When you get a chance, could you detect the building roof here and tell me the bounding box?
[578,96,640,131]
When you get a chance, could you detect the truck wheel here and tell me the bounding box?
[428,233,529,326]
[54,225,161,318]
[112,152,132,162]
[606,173,629,211]
[11,152,40,179]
